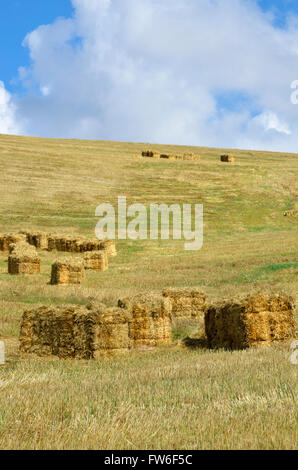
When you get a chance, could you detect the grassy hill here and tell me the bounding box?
[0,133,297,449]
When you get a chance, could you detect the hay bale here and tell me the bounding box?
[124,293,172,348]
[221,154,235,163]
[20,305,131,359]
[182,153,200,161]
[99,240,117,257]
[205,293,295,350]
[160,154,176,160]
[0,233,27,251]
[21,231,49,250]
[284,210,298,218]
[163,288,207,320]
[8,243,40,275]
[142,150,160,158]
[84,251,108,271]
[51,257,85,285]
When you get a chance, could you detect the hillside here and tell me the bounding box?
[0,133,297,450]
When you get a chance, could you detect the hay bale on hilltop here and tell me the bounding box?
[84,251,108,271]
[51,258,85,285]
[121,293,172,348]
[221,154,235,163]
[142,150,160,158]
[8,243,40,275]
[0,233,27,251]
[182,153,200,161]
[205,293,295,350]
[20,305,131,359]
[160,154,176,160]
[163,288,207,320]
[99,240,117,257]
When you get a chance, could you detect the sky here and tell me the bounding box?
[1,0,298,152]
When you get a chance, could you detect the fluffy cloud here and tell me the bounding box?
[0,81,23,135]
[3,0,298,151]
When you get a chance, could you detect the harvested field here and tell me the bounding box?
[50,258,85,285]
[84,250,108,271]
[221,154,235,163]
[163,288,207,320]
[8,243,40,275]
[205,293,295,350]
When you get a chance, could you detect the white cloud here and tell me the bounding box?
[0,81,23,135]
[3,0,298,151]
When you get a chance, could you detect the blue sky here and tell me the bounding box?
[0,0,298,151]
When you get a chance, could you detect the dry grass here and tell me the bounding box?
[0,133,297,449]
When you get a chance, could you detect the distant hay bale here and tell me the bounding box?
[121,293,172,348]
[182,153,200,161]
[21,231,49,250]
[205,293,295,350]
[160,154,176,160]
[8,243,40,275]
[20,305,130,359]
[84,251,108,271]
[142,150,160,158]
[221,154,235,163]
[99,240,117,257]
[163,288,207,320]
[284,210,298,218]
[50,258,85,285]
[0,233,27,251]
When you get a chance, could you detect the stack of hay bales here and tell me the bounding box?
[47,235,102,253]
[142,150,160,158]
[284,210,298,218]
[0,233,26,251]
[99,240,117,257]
[182,153,200,161]
[21,231,49,250]
[84,250,108,271]
[160,154,176,160]
[205,293,295,350]
[119,293,172,348]
[163,288,207,320]
[221,154,235,163]
[51,258,85,285]
[8,242,40,275]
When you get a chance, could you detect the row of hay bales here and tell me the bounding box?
[0,231,117,255]
[19,290,295,358]
[141,150,200,161]
[139,150,236,163]
[7,241,112,282]
[19,294,172,358]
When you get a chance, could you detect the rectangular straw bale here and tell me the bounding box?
[163,288,207,320]
[284,210,298,218]
[84,251,108,271]
[51,258,85,285]
[126,293,172,348]
[221,154,235,163]
[205,293,295,350]
[8,243,40,275]
[0,233,27,251]
[99,240,117,257]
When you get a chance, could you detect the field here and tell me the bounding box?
[0,133,297,450]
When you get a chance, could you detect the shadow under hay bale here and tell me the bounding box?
[84,251,108,271]
[205,293,295,350]
[50,258,85,285]
[182,336,209,350]
[221,154,235,163]
[8,243,40,275]
[0,233,27,251]
[162,288,207,320]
